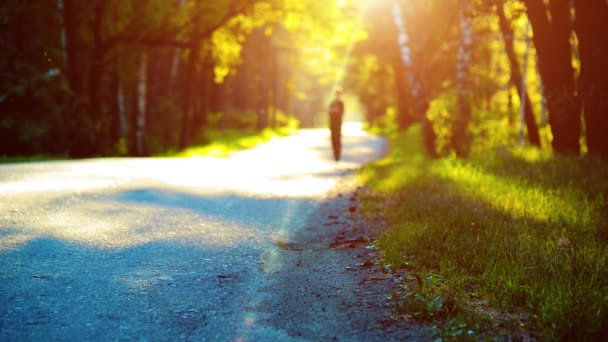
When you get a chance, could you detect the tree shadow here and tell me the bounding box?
[0,237,268,340]
[368,172,608,340]
[0,182,337,340]
[472,149,608,199]
[112,188,318,230]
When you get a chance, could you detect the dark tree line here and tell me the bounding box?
[1,0,341,158]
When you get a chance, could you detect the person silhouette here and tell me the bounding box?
[328,88,345,161]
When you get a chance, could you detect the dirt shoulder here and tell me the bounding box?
[257,170,434,341]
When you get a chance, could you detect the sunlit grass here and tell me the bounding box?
[164,126,298,158]
[359,124,608,340]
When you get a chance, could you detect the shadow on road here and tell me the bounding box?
[0,123,394,340]
[0,235,265,340]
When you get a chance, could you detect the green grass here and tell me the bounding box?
[359,124,608,340]
[162,126,297,158]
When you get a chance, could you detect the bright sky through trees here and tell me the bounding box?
[1,0,607,158]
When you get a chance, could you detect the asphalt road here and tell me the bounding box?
[0,123,430,341]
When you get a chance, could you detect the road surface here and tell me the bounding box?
[0,123,430,341]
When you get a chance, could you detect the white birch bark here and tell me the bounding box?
[391,0,419,98]
[454,0,473,156]
[457,0,473,96]
[170,0,189,84]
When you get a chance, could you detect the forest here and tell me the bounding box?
[1,0,606,160]
[2,1,608,339]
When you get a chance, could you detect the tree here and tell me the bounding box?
[574,0,608,159]
[524,0,580,154]
[452,0,474,157]
[0,0,70,155]
[389,0,460,156]
[495,1,541,147]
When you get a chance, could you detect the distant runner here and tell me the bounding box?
[328,88,345,161]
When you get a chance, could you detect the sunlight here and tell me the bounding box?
[432,159,587,225]
[0,199,277,249]
[0,124,384,250]
[158,126,377,198]
[0,124,378,198]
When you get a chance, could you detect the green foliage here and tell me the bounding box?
[161,107,298,158]
[360,124,608,339]
[366,107,399,137]
[164,125,297,159]
[426,93,458,156]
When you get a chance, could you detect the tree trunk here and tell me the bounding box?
[57,0,68,66]
[453,0,473,157]
[128,78,138,156]
[192,57,212,136]
[270,42,278,129]
[135,51,148,156]
[392,0,418,101]
[109,70,122,149]
[62,0,83,97]
[525,0,580,154]
[269,38,279,128]
[117,78,127,138]
[574,0,608,159]
[393,57,414,130]
[392,0,437,156]
[87,0,108,154]
[169,0,188,88]
[496,3,541,147]
[63,0,98,157]
[179,40,199,149]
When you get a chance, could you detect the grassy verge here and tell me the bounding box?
[359,124,608,340]
[162,126,297,158]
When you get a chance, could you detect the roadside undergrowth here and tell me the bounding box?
[164,126,297,158]
[358,124,608,340]
[0,154,67,164]
[2,126,298,163]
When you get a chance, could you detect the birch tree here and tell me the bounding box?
[452,0,473,157]
[391,0,448,156]
[495,1,540,147]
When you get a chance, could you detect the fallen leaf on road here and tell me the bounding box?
[368,274,391,281]
[330,236,370,249]
[359,260,374,268]
[324,221,340,226]
[275,241,304,251]
[32,275,53,280]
